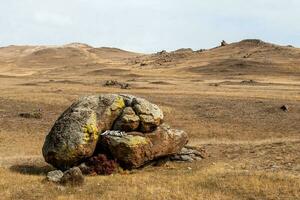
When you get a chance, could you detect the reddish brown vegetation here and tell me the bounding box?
[84,154,118,175]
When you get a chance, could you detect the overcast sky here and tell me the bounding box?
[0,0,299,52]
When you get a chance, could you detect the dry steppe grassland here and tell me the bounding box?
[0,40,299,199]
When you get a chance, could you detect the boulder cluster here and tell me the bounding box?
[42,94,202,183]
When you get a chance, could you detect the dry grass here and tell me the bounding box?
[0,163,299,200]
[0,40,299,199]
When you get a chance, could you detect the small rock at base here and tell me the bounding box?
[47,170,64,183]
[180,155,194,162]
[78,162,90,175]
[60,167,84,186]
[194,157,202,161]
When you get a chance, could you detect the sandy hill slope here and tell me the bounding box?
[0,43,140,76]
[129,39,300,79]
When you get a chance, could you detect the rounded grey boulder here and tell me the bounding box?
[42,94,164,170]
[42,94,126,170]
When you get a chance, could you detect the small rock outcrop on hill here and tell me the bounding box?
[132,48,195,67]
[280,104,289,112]
[19,109,42,119]
[221,40,228,46]
[43,94,191,174]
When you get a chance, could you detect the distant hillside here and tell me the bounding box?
[0,43,141,76]
[186,39,300,76]
[128,39,300,77]
[0,39,299,77]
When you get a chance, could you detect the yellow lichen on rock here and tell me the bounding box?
[126,135,150,147]
[82,112,99,143]
[110,96,125,111]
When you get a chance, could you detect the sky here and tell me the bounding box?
[0,0,300,53]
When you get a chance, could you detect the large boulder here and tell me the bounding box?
[101,124,188,169]
[42,94,164,170]
[42,94,126,170]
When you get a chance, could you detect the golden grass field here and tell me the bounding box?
[0,40,299,199]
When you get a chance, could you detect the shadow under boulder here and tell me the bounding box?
[10,164,54,175]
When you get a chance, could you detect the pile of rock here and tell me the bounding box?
[47,167,84,186]
[170,146,206,162]
[42,94,202,184]
[19,109,42,119]
[103,80,130,89]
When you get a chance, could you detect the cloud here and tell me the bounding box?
[0,0,299,52]
[34,12,73,27]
